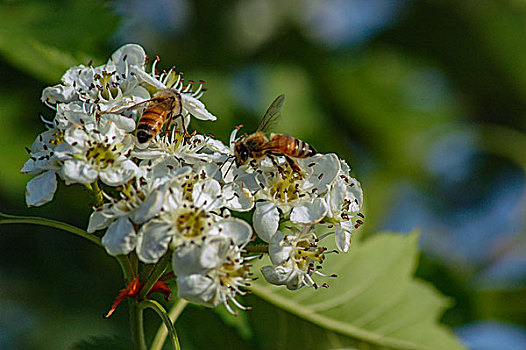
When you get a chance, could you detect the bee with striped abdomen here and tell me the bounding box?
[234,94,316,171]
[135,89,184,144]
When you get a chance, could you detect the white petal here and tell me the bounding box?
[176,274,216,306]
[347,178,364,212]
[290,198,328,224]
[41,84,77,104]
[143,157,183,186]
[181,94,217,121]
[61,160,98,185]
[136,220,173,263]
[268,231,292,266]
[253,201,280,243]
[329,180,346,215]
[208,218,252,247]
[104,114,136,132]
[192,179,224,211]
[99,160,138,186]
[335,224,352,253]
[200,238,226,269]
[132,190,164,224]
[130,67,166,89]
[223,183,254,212]
[261,265,300,289]
[302,153,340,193]
[101,217,136,256]
[204,137,231,154]
[64,125,89,149]
[98,119,122,142]
[109,44,146,67]
[25,171,57,207]
[87,205,115,232]
[61,64,86,85]
[229,128,239,149]
[21,158,38,174]
[172,244,205,276]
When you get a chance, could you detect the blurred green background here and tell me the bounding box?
[1,0,526,349]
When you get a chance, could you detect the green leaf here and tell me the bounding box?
[248,232,465,350]
[72,336,133,350]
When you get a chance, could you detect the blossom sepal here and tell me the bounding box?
[104,275,171,318]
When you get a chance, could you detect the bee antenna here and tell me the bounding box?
[224,157,236,178]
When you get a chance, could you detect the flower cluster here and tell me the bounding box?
[22,44,364,312]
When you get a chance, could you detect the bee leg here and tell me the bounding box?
[162,112,174,137]
[176,113,190,137]
[268,155,287,176]
[285,156,302,174]
[249,159,259,169]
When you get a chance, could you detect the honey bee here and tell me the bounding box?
[135,89,184,144]
[234,94,316,171]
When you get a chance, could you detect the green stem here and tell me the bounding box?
[0,212,102,247]
[244,242,269,254]
[148,299,187,350]
[116,255,134,282]
[139,253,171,299]
[129,299,147,350]
[85,181,104,207]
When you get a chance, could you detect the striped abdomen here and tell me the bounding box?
[136,89,182,144]
[137,107,168,143]
[266,134,317,158]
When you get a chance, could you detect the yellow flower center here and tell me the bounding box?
[85,143,117,169]
[175,207,209,239]
[269,167,303,203]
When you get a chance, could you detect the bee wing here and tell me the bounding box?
[126,98,156,111]
[99,98,155,115]
[256,94,285,133]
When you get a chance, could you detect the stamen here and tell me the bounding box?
[230,297,250,311]
[43,100,57,111]
[192,80,205,97]
[151,57,160,78]
[175,72,184,90]
[183,80,193,93]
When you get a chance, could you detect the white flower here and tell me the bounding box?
[252,153,340,242]
[21,128,62,175]
[54,120,139,186]
[132,133,229,167]
[25,170,58,207]
[87,177,167,256]
[135,176,246,263]
[172,235,252,312]
[55,102,136,133]
[42,44,150,112]
[21,128,63,207]
[323,160,364,253]
[261,227,333,290]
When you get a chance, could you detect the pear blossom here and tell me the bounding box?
[21,42,365,312]
[135,175,251,263]
[172,235,253,312]
[251,153,340,242]
[261,226,334,290]
[42,44,150,112]
[53,120,139,186]
[322,160,364,253]
[21,128,63,206]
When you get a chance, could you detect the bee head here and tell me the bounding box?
[234,142,249,167]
